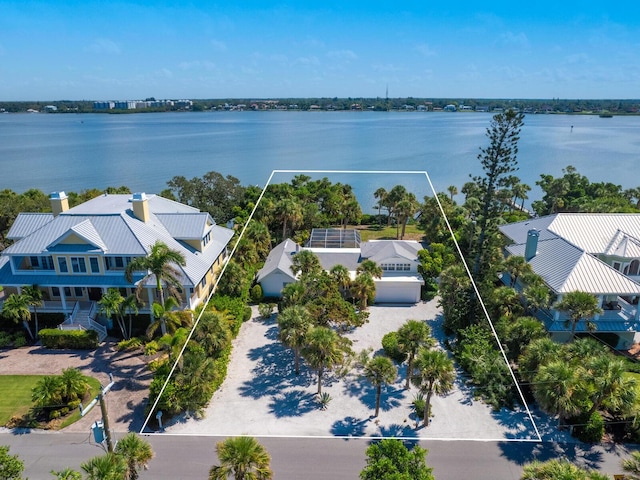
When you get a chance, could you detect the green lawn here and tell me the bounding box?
[0,375,46,426]
[0,375,101,428]
[355,224,424,242]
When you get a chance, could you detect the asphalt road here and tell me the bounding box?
[0,432,634,479]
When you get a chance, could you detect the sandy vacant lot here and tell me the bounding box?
[167,301,571,442]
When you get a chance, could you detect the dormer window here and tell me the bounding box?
[203,231,212,247]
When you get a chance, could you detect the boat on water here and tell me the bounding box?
[599,113,613,118]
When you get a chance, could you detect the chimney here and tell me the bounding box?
[525,229,539,261]
[132,192,150,222]
[50,191,69,217]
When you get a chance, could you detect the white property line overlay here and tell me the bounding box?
[140,169,541,443]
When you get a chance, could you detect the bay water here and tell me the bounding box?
[1,111,638,212]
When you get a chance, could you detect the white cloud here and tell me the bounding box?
[296,56,320,66]
[84,38,121,55]
[210,39,227,52]
[179,60,217,71]
[565,53,590,64]
[497,31,530,49]
[415,43,436,57]
[327,50,357,61]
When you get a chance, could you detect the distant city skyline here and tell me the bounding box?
[1,1,639,101]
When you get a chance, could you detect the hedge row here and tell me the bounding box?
[39,329,99,350]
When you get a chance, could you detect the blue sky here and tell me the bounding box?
[1,1,639,100]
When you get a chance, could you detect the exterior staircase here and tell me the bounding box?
[58,301,108,342]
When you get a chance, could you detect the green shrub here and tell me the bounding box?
[571,411,604,443]
[243,306,252,322]
[117,337,143,351]
[258,303,274,319]
[0,331,11,348]
[13,334,27,348]
[381,331,407,363]
[67,399,81,410]
[250,284,263,303]
[144,340,159,356]
[412,392,426,419]
[49,410,61,420]
[39,329,98,350]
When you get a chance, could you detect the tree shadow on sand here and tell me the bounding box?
[331,416,369,437]
[497,440,606,470]
[239,341,315,400]
[268,389,317,418]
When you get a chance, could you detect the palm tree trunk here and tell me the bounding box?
[23,320,34,340]
[317,365,324,395]
[34,308,39,339]
[405,357,413,390]
[294,348,300,375]
[375,385,381,417]
[424,390,433,427]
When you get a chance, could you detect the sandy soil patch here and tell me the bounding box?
[167,301,569,441]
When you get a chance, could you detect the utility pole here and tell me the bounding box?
[99,391,114,453]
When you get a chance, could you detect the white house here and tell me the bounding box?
[499,213,640,347]
[256,229,424,304]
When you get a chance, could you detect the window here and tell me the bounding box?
[74,287,83,297]
[89,257,99,273]
[71,257,87,273]
[58,257,68,273]
[51,287,60,297]
[400,263,411,271]
[614,262,621,271]
[43,256,54,270]
[115,257,124,268]
[30,256,40,268]
[119,288,127,297]
[201,277,207,288]
[64,287,72,297]
[630,260,640,276]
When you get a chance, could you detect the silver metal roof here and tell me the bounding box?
[361,240,423,263]
[256,238,298,282]
[6,213,54,240]
[155,213,212,239]
[0,193,233,288]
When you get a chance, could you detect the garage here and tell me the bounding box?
[374,277,423,304]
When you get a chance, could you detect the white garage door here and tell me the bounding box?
[375,282,420,304]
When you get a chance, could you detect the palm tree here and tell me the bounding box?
[31,375,63,408]
[290,249,322,278]
[51,468,82,479]
[518,337,562,382]
[622,451,640,480]
[329,264,351,298]
[364,356,397,417]
[81,453,127,480]
[125,240,186,307]
[278,305,312,375]
[583,355,638,417]
[491,286,523,319]
[244,220,272,261]
[396,320,434,389]
[194,310,232,357]
[350,273,376,310]
[522,282,551,315]
[121,294,140,340]
[373,187,388,224]
[59,367,88,402]
[410,348,455,427]
[502,255,533,288]
[114,432,154,480]
[98,288,126,339]
[22,285,43,339]
[554,290,603,340]
[395,193,419,239]
[356,260,383,279]
[209,436,273,480]
[147,297,186,338]
[521,458,610,480]
[2,292,33,339]
[301,326,349,395]
[533,360,583,427]
[275,197,303,240]
[447,185,458,202]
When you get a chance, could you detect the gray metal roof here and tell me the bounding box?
[256,239,298,282]
[6,213,54,240]
[313,251,361,271]
[507,237,640,295]
[0,193,233,288]
[155,213,212,239]
[361,240,423,263]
